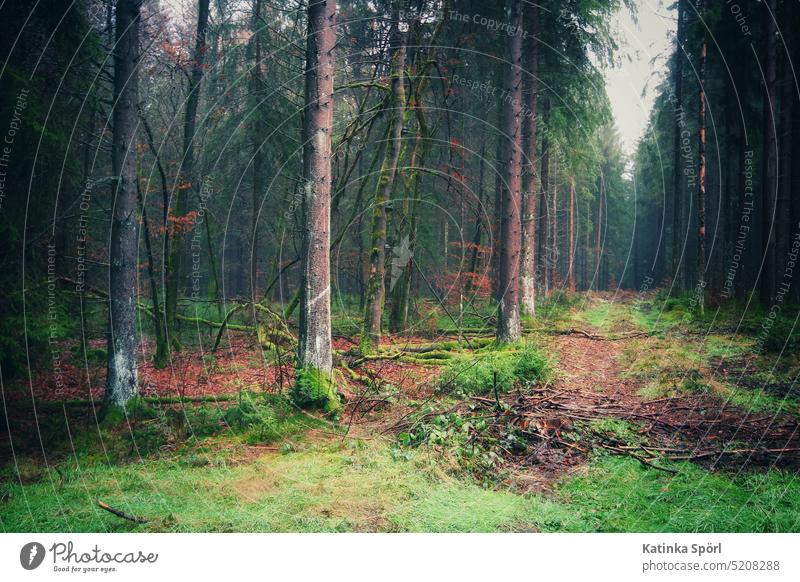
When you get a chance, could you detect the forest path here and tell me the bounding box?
[539,293,800,475]
[550,294,643,404]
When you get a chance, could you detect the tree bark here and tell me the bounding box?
[520,2,539,315]
[549,155,558,289]
[761,0,778,304]
[297,0,336,408]
[696,8,707,312]
[595,175,604,290]
[362,8,405,353]
[568,177,576,291]
[106,0,141,407]
[496,0,523,343]
[250,0,266,303]
[672,0,685,288]
[538,100,550,294]
[777,0,793,300]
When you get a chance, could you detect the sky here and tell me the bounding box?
[604,1,675,156]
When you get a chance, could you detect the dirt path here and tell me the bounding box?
[546,298,800,473]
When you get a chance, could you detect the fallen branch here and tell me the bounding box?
[97,500,148,524]
[563,328,652,341]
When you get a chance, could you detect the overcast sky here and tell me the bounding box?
[604,1,675,156]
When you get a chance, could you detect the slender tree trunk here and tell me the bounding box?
[538,100,550,295]
[584,198,590,289]
[137,181,168,368]
[672,0,685,288]
[496,0,523,343]
[568,178,576,291]
[363,8,405,353]
[761,0,778,304]
[549,156,558,288]
[777,0,793,299]
[250,0,266,303]
[296,0,337,409]
[106,0,141,407]
[165,0,211,350]
[791,7,800,303]
[465,139,487,297]
[520,2,539,315]
[491,66,505,302]
[696,12,707,312]
[389,113,425,333]
[594,177,604,290]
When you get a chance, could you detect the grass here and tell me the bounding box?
[0,436,579,533]
[559,455,800,532]
[713,378,800,415]
[3,293,799,533]
[4,432,798,532]
[436,342,551,396]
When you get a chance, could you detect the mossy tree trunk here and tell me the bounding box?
[362,8,405,353]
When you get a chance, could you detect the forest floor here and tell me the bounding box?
[2,292,800,532]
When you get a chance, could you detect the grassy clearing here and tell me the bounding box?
[3,428,797,532]
[0,435,580,533]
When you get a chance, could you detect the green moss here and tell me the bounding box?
[291,367,341,412]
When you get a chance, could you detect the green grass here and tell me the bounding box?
[437,342,551,396]
[577,301,614,329]
[4,293,799,533]
[558,455,800,532]
[4,436,797,532]
[0,437,578,533]
[714,380,800,416]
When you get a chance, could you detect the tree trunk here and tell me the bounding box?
[568,178,576,291]
[594,176,604,290]
[538,100,550,295]
[106,0,141,407]
[761,0,778,304]
[491,65,505,303]
[165,0,211,350]
[520,2,539,315]
[362,8,405,353]
[696,10,707,312]
[137,181,168,369]
[250,0,266,303]
[777,0,793,300]
[672,0,685,288]
[297,0,337,410]
[496,0,523,343]
[389,119,425,334]
[549,156,558,289]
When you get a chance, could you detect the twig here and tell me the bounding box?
[97,500,148,524]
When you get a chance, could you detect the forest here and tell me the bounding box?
[0,0,799,533]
